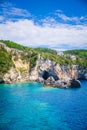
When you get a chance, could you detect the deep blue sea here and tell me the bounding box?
[0,80,87,130]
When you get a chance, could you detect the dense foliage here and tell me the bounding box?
[41,52,72,66]
[0,46,13,76]
[35,48,57,55]
[0,40,87,76]
[64,50,87,68]
[64,50,87,58]
[0,40,38,70]
[30,54,38,69]
[0,40,32,51]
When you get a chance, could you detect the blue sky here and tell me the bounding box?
[4,0,87,17]
[0,0,87,49]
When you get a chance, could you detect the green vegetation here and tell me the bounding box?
[64,50,87,68]
[35,48,57,55]
[0,46,13,76]
[0,40,32,51]
[41,52,72,66]
[30,54,38,69]
[0,40,38,70]
[0,40,87,76]
[64,49,87,58]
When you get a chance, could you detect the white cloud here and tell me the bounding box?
[0,16,4,22]
[0,3,87,49]
[1,2,31,18]
[56,12,87,23]
[5,7,31,17]
[0,19,87,49]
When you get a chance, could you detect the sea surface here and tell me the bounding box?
[0,80,87,130]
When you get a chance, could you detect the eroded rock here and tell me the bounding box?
[44,78,81,88]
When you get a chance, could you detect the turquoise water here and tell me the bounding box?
[0,81,87,130]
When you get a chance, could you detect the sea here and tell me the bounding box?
[0,80,87,130]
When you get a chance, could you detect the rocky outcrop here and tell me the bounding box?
[0,41,86,88]
[29,59,58,81]
[29,58,78,81]
[0,42,30,84]
[44,77,80,88]
[0,41,85,88]
[78,69,87,80]
[3,54,29,84]
[55,64,78,79]
[29,58,81,88]
[3,66,29,84]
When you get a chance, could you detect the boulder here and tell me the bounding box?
[70,79,81,88]
[38,77,44,83]
[54,79,71,88]
[44,77,81,88]
[45,76,55,85]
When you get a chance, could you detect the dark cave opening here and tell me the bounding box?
[42,71,49,80]
[42,70,59,81]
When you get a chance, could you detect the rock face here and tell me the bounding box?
[29,58,81,88]
[0,42,30,84]
[0,50,82,88]
[44,78,80,88]
[3,54,29,84]
[29,58,78,81]
[29,59,59,82]
[0,42,86,88]
[30,57,85,82]
[78,69,87,80]
[3,67,29,84]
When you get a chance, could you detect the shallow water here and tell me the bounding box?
[0,81,87,130]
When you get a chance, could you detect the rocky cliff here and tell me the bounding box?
[0,40,87,88]
[29,56,87,82]
[0,42,29,83]
[29,57,81,88]
[3,56,29,84]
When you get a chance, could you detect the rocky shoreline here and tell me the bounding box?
[0,76,81,88]
[44,77,81,88]
[0,41,87,88]
[0,58,85,88]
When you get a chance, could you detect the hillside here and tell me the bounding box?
[64,50,87,58]
[0,40,87,73]
[64,50,87,68]
[0,40,87,84]
[0,40,73,70]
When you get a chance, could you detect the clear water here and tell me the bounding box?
[0,81,87,130]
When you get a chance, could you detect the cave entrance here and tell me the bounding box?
[42,71,49,80]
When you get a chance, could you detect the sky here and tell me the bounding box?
[0,0,87,49]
